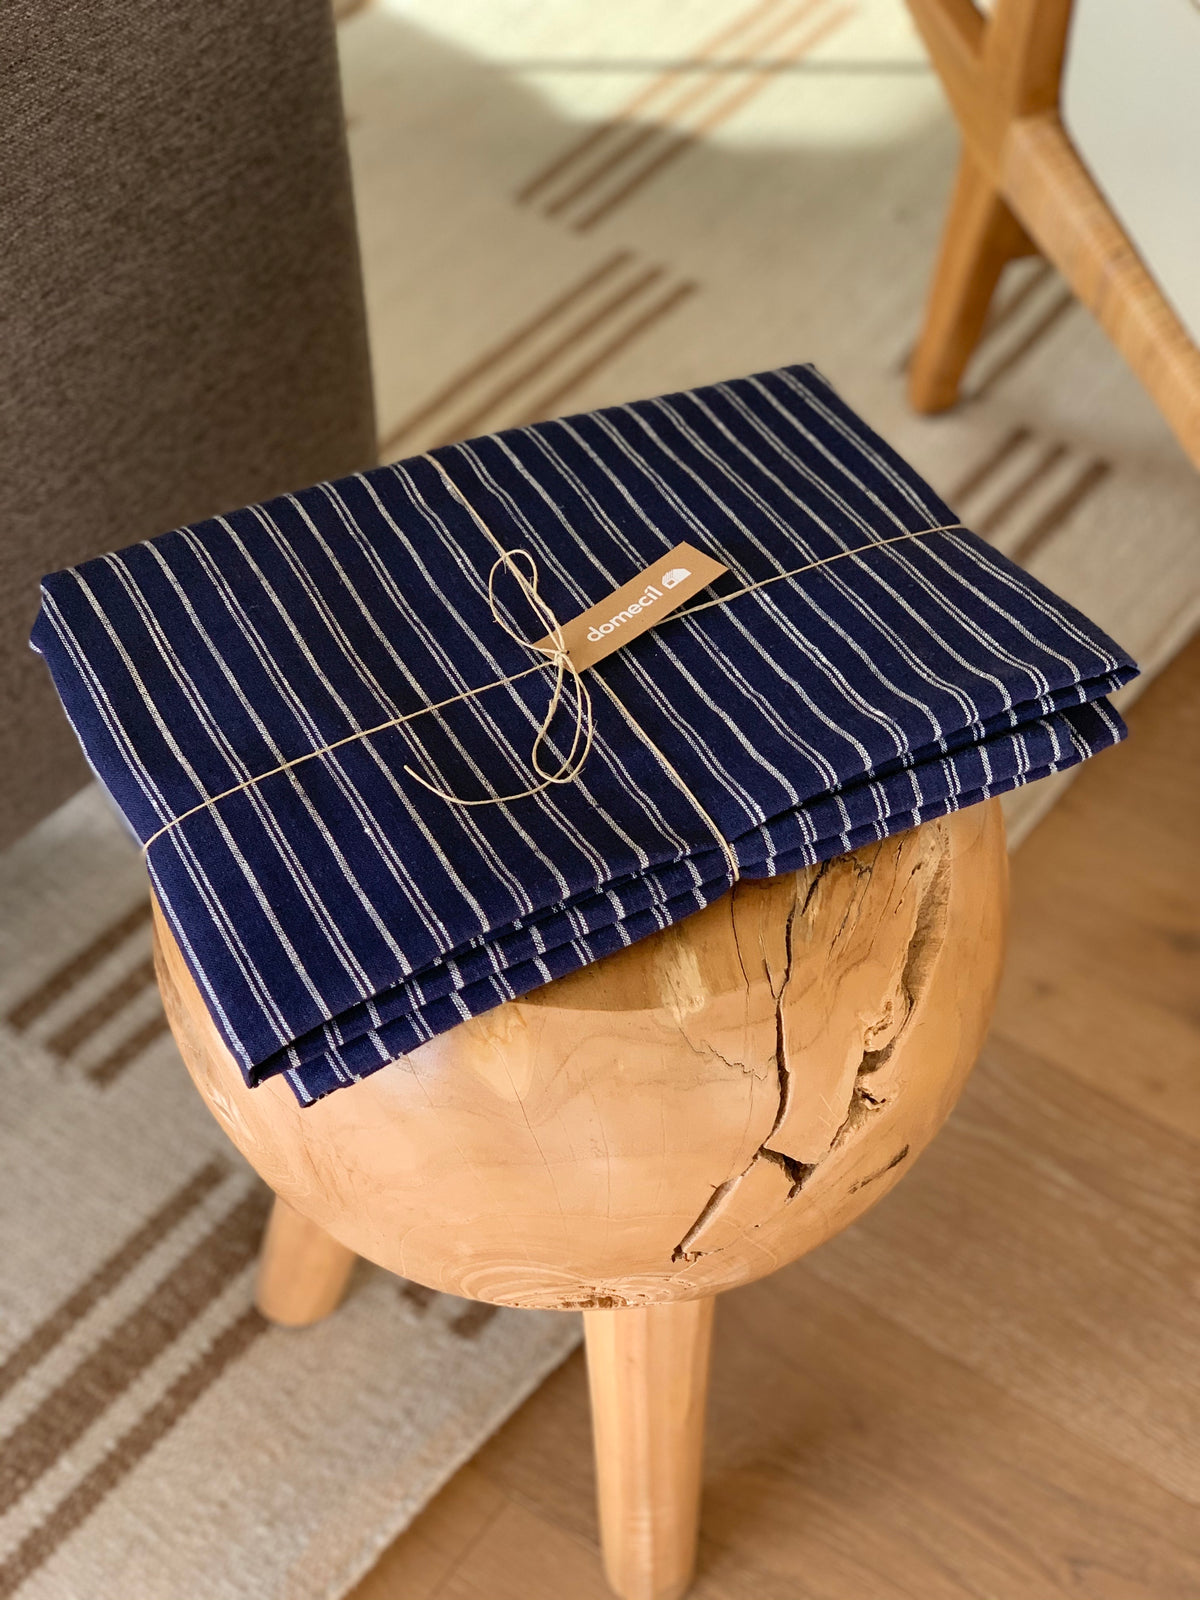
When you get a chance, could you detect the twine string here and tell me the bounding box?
[401,459,596,807]
[139,457,963,864]
[404,544,595,806]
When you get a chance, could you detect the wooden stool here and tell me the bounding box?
[153,802,1007,1600]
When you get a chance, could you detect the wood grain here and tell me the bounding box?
[1002,111,1200,467]
[905,0,1200,466]
[585,1299,714,1600]
[154,804,1007,1310]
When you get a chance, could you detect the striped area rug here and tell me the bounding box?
[3,2,1197,1596]
[344,0,1199,841]
[0,788,578,1599]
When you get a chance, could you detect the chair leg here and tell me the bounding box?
[254,1195,357,1326]
[583,1297,715,1600]
[909,147,1034,412]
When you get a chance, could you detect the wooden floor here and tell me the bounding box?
[353,638,1200,1600]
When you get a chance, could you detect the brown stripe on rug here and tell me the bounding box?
[378,252,634,456]
[450,1303,501,1340]
[42,957,157,1061]
[5,901,151,1033]
[571,5,855,233]
[514,0,789,204]
[945,426,1033,510]
[0,1161,228,1403]
[539,0,830,222]
[395,1284,498,1339]
[542,115,692,224]
[0,1309,267,1600]
[397,1281,438,1313]
[976,260,1056,346]
[0,774,583,1599]
[892,263,1057,379]
[1010,459,1113,566]
[966,287,1077,401]
[508,280,699,427]
[85,1011,172,1088]
[0,1187,269,1519]
[974,440,1071,538]
[434,264,676,443]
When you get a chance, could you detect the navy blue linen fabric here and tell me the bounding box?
[33,366,1136,1103]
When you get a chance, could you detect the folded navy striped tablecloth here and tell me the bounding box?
[33,366,1136,1103]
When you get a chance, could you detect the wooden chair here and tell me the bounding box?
[154,802,1007,1600]
[904,0,1200,470]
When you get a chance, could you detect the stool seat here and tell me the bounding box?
[152,800,1007,1600]
[155,801,1006,1308]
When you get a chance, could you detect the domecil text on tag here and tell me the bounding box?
[535,542,729,672]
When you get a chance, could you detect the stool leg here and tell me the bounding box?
[583,1297,714,1600]
[254,1195,357,1326]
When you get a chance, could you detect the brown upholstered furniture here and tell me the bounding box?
[1,0,376,850]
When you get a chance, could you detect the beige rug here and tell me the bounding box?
[0,789,578,1600]
[3,2,1198,1596]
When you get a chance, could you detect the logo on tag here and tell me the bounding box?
[535,543,729,672]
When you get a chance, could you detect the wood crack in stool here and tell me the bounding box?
[153,802,1007,1600]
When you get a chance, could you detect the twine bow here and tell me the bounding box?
[402,541,596,806]
[139,449,964,873]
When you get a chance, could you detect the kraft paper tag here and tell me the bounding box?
[535,542,729,672]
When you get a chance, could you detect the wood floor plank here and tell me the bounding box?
[994,946,1200,1140]
[435,1495,613,1600]
[695,1267,1199,1600]
[414,1262,1200,1599]
[992,635,1200,1138]
[349,1466,506,1600]
[804,1035,1200,1502]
